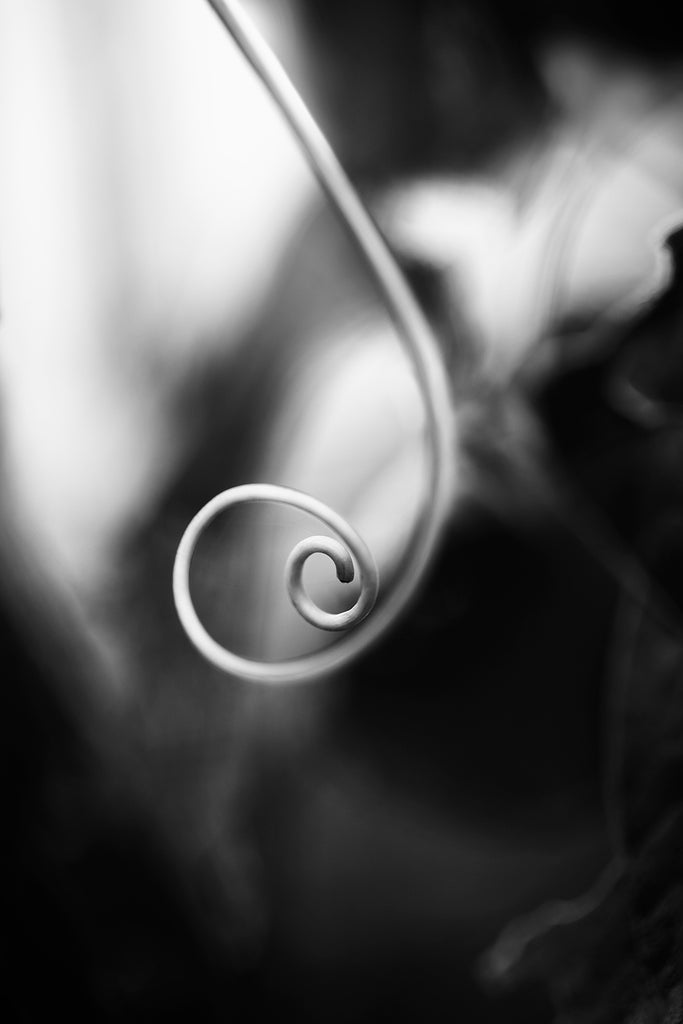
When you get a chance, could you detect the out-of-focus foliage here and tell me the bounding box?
[3,2,683,1023]
[481,225,683,1023]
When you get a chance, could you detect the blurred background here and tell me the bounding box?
[2,1,683,1021]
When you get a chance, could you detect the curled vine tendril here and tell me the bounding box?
[173,0,456,683]
[173,485,380,682]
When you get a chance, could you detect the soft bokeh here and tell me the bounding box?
[3,4,683,1023]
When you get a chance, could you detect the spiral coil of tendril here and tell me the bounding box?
[172,0,456,683]
[173,484,380,682]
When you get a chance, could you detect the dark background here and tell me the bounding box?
[4,2,683,1021]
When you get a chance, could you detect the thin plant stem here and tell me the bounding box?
[174,0,456,683]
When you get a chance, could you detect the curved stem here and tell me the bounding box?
[174,0,456,682]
